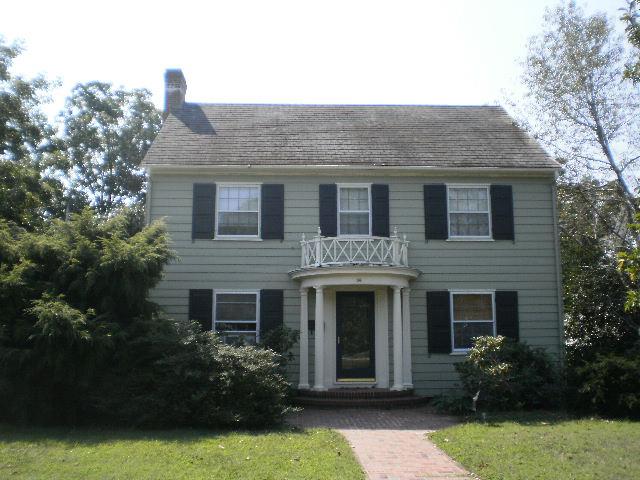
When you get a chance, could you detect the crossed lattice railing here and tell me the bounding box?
[300,227,409,268]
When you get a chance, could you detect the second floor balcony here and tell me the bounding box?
[300,227,409,269]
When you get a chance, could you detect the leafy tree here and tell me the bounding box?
[521,1,639,235]
[560,181,637,365]
[0,36,56,162]
[0,160,65,229]
[619,215,640,316]
[622,0,640,83]
[61,82,161,214]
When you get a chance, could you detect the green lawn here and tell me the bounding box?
[430,411,640,480]
[0,424,364,480]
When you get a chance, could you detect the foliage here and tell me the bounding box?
[0,160,65,229]
[430,391,473,415]
[0,209,290,427]
[618,214,640,314]
[258,325,299,365]
[0,208,174,423]
[520,1,639,229]
[0,426,365,480]
[622,0,640,83]
[95,319,290,428]
[455,336,560,411]
[576,350,640,418]
[61,81,161,214]
[560,181,637,366]
[0,37,57,162]
[431,412,640,480]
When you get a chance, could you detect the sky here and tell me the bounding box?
[1,0,625,118]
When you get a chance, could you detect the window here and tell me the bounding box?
[338,185,371,236]
[448,186,491,238]
[214,291,259,344]
[451,292,495,351]
[216,185,260,237]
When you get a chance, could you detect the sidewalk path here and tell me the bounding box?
[287,407,474,480]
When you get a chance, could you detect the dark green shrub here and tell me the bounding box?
[94,320,290,428]
[258,325,299,366]
[455,336,560,411]
[0,209,291,428]
[576,351,640,418]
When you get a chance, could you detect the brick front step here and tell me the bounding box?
[294,388,430,408]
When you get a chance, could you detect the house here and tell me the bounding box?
[143,69,563,399]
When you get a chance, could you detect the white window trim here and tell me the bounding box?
[449,290,496,353]
[213,289,261,342]
[215,183,262,240]
[337,183,372,237]
[446,184,492,241]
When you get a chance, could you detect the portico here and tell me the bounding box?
[290,231,420,391]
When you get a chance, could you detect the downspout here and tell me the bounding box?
[144,166,152,226]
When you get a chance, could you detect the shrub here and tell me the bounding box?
[576,351,640,418]
[455,336,560,411]
[0,208,291,428]
[94,320,291,428]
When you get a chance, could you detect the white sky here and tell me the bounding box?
[1,0,624,118]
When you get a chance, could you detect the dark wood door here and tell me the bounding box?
[336,291,375,380]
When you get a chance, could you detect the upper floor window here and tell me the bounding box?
[214,291,259,344]
[451,292,495,351]
[338,185,371,236]
[216,184,260,237]
[448,186,491,238]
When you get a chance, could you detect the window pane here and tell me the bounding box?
[221,333,257,346]
[216,322,257,332]
[453,294,493,321]
[215,294,257,321]
[453,322,494,349]
[450,213,489,236]
[449,187,488,212]
[218,212,259,235]
[340,212,369,235]
[219,186,259,212]
[340,187,369,211]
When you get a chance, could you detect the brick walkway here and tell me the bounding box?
[287,407,474,480]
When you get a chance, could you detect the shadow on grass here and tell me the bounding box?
[0,423,312,447]
[460,410,640,428]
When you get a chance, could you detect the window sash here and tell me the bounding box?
[216,185,261,237]
[447,186,491,238]
[450,292,496,351]
[338,185,371,236]
[214,291,259,343]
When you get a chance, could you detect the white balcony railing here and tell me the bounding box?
[300,227,409,268]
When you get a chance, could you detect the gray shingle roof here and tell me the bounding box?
[143,103,559,169]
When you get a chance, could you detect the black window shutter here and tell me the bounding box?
[495,291,519,341]
[424,184,448,240]
[188,289,213,331]
[427,291,452,354]
[192,183,216,239]
[371,184,390,237]
[260,289,284,338]
[319,184,337,237]
[261,184,284,240]
[490,185,514,240]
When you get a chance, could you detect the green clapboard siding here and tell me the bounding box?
[148,172,562,396]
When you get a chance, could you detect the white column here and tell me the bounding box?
[298,288,309,390]
[402,287,413,389]
[391,286,404,391]
[313,285,326,390]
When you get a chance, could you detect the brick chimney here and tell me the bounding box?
[163,69,187,119]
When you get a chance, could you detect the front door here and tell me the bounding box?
[336,291,375,381]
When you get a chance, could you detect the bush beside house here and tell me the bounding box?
[0,209,290,427]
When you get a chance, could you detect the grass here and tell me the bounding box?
[430,411,640,480]
[0,424,364,480]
